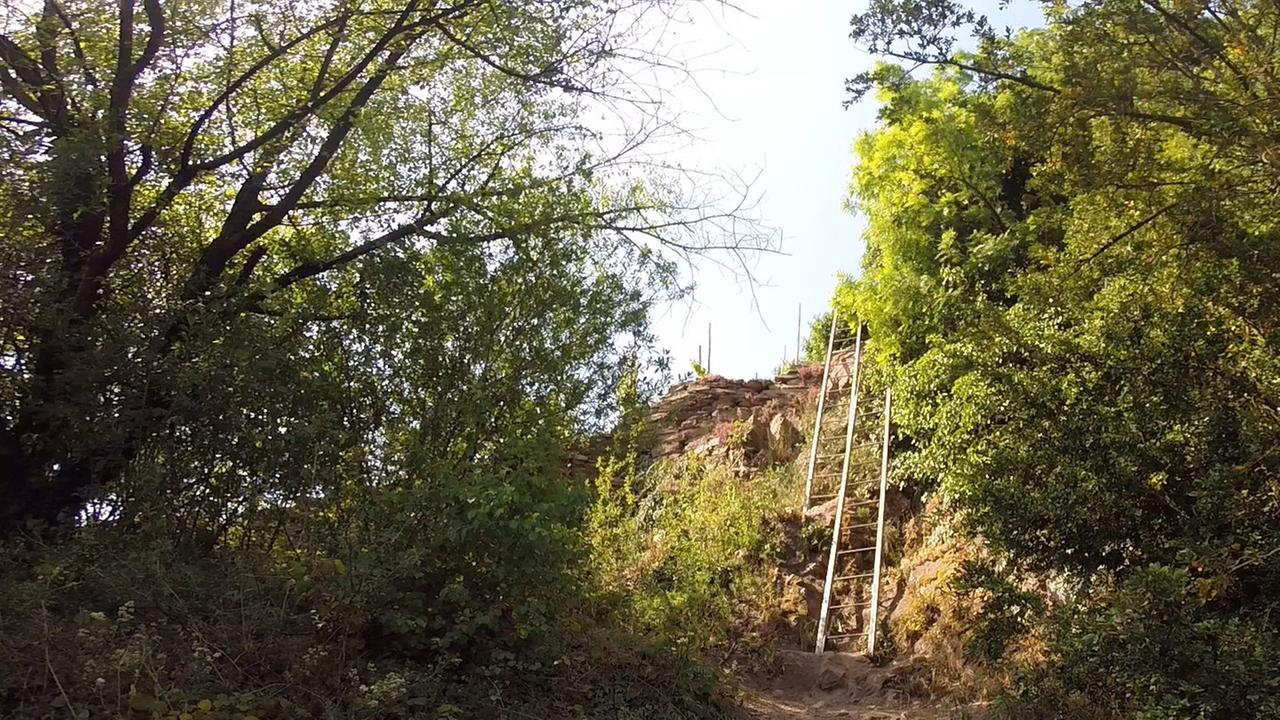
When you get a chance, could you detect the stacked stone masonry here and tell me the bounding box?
[641,348,857,467]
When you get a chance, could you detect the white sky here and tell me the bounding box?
[648,1,1043,381]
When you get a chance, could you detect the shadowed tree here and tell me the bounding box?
[0,0,769,532]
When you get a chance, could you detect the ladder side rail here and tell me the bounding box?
[867,388,893,655]
[814,325,864,654]
[802,309,841,511]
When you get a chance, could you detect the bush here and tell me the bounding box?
[0,458,740,720]
[585,456,793,666]
[1001,565,1280,720]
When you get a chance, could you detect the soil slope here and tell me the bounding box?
[739,651,986,720]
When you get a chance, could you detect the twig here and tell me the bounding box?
[1079,201,1179,264]
[41,601,77,719]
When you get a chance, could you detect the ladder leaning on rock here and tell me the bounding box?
[802,310,893,655]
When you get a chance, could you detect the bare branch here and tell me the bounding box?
[1080,201,1179,264]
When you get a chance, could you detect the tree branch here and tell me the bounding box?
[1138,0,1256,99]
[73,0,165,316]
[1080,201,1179,264]
[876,48,1200,133]
[189,35,418,298]
[47,0,99,87]
[0,33,60,122]
[433,19,586,94]
[135,2,451,244]
[269,214,439,292]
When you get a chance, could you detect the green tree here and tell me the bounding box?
[0,0,763,532]
[842,2,1280,716]
[0,3,766,715]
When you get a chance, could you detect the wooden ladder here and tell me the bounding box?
[802,313,893,654]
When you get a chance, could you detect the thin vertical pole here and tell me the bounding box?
[802,309,840,511]
[706,323,712,374]
[697,345,702,368]
[815,324,864,654]
[867,388,893,656]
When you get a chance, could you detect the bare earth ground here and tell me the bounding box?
[738,651,989,720]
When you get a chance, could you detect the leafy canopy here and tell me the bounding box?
[834,1,1280,716]
[0,0,765,531]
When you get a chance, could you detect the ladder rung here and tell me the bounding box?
[829,443,875,455]
[811,477,875,488]
[814,486,875,499]
[808,458,880,471]
[822,489,876,504]
[815,446,882,459]
[841,521,879,531]
[844,498,880,509]
[815,445,878,456]
[828,600,870,611]
[829,407,880,417]
[837,546,877,556]
[845,457,881,467]
[825,632,866,641]
[810,481,878,499]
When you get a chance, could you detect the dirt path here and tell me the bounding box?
[743,695,949,719]
[737,651,985,720]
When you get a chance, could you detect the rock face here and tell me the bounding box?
[744,649,928,711]
[816,658,849,691]
[640,349,857,468]
[564,350,859,478]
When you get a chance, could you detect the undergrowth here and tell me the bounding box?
[585,456,795,672]
[0,449,800,720]
[0,473,752,719]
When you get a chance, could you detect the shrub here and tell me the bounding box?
[1001,565,1280,720]
[585,456,793,666]
[0,457,739,720]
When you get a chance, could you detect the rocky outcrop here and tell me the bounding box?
[564,351,857,477]
[641,349,857,468]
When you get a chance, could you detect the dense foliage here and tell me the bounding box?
[831,1,1280,717]
[8,0,1280,715]
[587,455,793,664]
[0,0,749,534]
[0,0,762,717]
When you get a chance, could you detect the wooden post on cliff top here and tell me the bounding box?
[706,323,711,374]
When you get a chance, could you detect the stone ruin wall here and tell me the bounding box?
[563,349,858,476]
[639,348,858,467]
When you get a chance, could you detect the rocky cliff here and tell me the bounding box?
[635,351,988,703]
[639,349,858,467]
